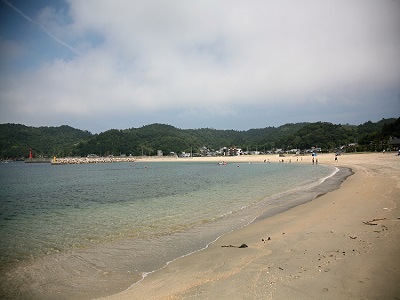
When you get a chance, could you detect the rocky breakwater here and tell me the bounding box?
[52,156,137,165]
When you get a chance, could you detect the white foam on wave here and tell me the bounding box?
[319,166,340,184]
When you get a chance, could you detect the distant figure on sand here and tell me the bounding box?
[312,152,317,164]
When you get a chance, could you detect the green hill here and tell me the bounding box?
[0,124,92,159]
[0,118,398,159]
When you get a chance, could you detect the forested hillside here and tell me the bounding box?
[0,124,92,159]
[0,118,398,159]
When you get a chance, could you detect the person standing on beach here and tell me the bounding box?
[312,152,316,164]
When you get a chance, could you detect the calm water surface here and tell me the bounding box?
[0,160,347,299]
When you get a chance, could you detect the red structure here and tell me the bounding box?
[29,148,33,159]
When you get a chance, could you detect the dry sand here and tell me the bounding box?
[101,153,400,300]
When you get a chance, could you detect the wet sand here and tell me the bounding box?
[101,153,400,300]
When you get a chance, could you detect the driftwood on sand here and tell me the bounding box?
[221,244,248,248]
[363,218,386,226]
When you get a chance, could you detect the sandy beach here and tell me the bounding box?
[101,153,400,300]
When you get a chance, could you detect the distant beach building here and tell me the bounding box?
[157,150,163,157]
[229,147,242,156]
[180,152,191,158]
[388,137,400,151]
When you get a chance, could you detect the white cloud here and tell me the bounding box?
[1,0,399,131]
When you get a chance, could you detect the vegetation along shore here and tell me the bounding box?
[1,118,399,161]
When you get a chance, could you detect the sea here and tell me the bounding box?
[0,160,352,300]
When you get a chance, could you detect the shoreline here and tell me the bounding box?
[132,165,350,287]
[101,153,400,299]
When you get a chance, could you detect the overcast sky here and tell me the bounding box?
[1,0,399,133]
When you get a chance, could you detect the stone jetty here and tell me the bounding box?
[52,156,137,165]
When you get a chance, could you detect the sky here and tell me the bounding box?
[0,0,399,133]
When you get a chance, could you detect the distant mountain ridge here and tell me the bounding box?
[0,118,399,159]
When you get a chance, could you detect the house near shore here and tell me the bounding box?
[388,137,400,150]
[229,147,243,156]
[215,147,243,156]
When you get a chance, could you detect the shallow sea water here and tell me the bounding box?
[0,160,350,299]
